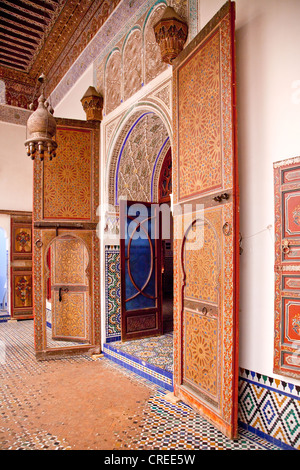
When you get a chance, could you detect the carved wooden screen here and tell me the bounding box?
[10,215,33,320]
[172,1,239,439]
[33,118,100,359]
[274,157,300,379]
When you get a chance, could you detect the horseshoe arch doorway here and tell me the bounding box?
[106,109,173,342]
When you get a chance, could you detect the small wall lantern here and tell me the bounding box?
[81,86,103,121]
[153,6,188,65]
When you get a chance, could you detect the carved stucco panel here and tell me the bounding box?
[123,28,143,102]
[144,4,168,85]
[116,112,169,205]
[105,49,122,115]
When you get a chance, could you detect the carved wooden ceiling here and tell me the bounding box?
[0,0,120,108]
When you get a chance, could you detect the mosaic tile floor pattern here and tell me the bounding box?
[114,388,282,450]
[0,320,282,450]
[110,333,173,372]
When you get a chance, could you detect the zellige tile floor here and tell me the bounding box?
[0,319,282,451]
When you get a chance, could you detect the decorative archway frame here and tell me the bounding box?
[100,83,173,345]
[104,99,173,213]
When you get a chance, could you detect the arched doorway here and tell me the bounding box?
[105,107,172,344]
[45,234,91,349]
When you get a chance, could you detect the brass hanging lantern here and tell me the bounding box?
[24,74,57,161]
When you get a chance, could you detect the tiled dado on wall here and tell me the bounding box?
[104,245,300,449]
[238,368,300,450]
[105,245,121,342]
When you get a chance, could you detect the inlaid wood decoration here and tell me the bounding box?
[50,235,90,343]
[43,127,93,220]
[172,1,239,439]
[10,215,33,320]
[33,118,100,360]
[274,157,300,379]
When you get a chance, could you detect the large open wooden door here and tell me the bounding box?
[120,200,163,341]
[33,118,100,360]
[172,1,239,438]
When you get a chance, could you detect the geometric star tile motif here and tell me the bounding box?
[0,319,296,450]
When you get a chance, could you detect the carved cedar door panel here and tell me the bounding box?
[51,235,90,343]
[33,118,100,359]
[172,1,239,439]
[274,157,300,379]
[11,215,33,319]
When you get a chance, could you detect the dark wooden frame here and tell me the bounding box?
[120,199,163,341]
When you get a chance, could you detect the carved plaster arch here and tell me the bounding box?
[122,26,143,102]
[105,101,172,211]
[143,0,168,85]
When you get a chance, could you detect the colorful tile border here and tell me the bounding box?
[105,245,121,342]
[103,342,173,392]
[238,369,300,450]
[0,313,10,323]
[102,341,300,450]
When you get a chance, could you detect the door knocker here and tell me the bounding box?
[35,239,43,248]
[282,240,290,255]
[214,193,230,203]
[222,222,232,236]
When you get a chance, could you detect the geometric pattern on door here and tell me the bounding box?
[33,118,100,359]
[274,156,300,379]
[10,216,33,320]
[43,127,93,220]
[50,235,90,342]
[172,1,239,439]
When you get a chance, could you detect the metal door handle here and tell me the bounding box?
[59,287,69,302]
[214,193,230,203]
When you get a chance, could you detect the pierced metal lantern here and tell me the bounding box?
[24,75,57,161]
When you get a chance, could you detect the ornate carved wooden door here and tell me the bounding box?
[10,215,33,320]
[274,157,300,379]
[120,200,163,341]
[50,235,90,343]
[33,118,100,360]
[172,1,239,439]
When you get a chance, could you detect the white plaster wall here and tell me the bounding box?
[0,121,33,212]
[200,0,300,384]
[53,64,94,120]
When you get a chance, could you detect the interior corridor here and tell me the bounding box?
[0,320,281,451]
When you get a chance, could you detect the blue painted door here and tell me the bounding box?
[120,200,163,341]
